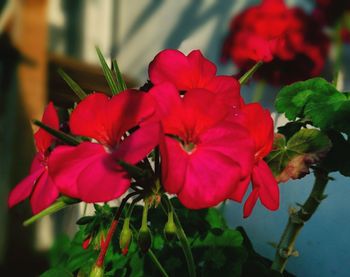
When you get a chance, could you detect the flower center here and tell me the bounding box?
[181,141,196,154]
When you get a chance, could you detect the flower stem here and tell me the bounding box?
[239,61,263,85]
[95,192,139,268]
[147,249,170,277]
[271,168,330,273]
[163,196,196,277]
[23,200,67,226]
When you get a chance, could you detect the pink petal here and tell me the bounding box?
[30,171,59,214]
[187,50,217,87]
[149,49,193,89]
[77,154,130,203]
[69,93,110,142]
[252,160,279,211]
[8,167,45,208]
[70,91,156,147]
[243,188,259,218]
[34,102,59,153]
[161,136,189,194]
[229,175,251,203]
[178,148,242,209]
[205,76,242,107]
[48,142,107,199]
[199,120,255,185]
[113,122,160,164]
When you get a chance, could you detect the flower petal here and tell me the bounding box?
[113,122,160,164]
[161,136,189,194]
[30,171,59,214]
[243,188,259,218]
[34,102,59,153]
[178,149,241,209]
[252,160,279,211]
[8,167,45,208]
[77,154,130,203]
[48,142,107,199]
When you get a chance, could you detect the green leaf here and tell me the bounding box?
[266,129,331,182]
[33,120,80,146]
[96,47,119,95]
[40,267,73,277]
[76,216,95,225]
[321,131,350,176]
[112,60,127,91]
[57,68,87,100]
[192,228,243,248]
[275,78,337,120]
[304,92,350,135]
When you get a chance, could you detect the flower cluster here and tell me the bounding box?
[8,49,279,218]
[221,0,329,85]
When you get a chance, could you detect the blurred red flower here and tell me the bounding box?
[222,0,329,85]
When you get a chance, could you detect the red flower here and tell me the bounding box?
[235,103,279,217]
[8,102,60,214]
[49,91,159,203]
[222,0,329,85]
[150,83,255,209]
[149,49,242,107]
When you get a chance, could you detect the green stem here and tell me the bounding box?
[129,222,170,277]
[251,81,265,103]
[163,196,196,277]
[147,249,170,277]
[239,61,263,85]
[23,200,67,226]
[271,168,330,273]
[332,24,344,89]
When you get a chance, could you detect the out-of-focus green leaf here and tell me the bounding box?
[96,47,119,95]
[57,68,87,100]
[40,267,73,277]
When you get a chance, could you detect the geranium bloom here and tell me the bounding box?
[8,102,60,214]
[236,103,279,217]
[149,49,242,107]
[221,0,329,85]
[49,91,159,203]
[150,82,255,209]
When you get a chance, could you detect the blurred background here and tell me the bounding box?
[0,0,349,276]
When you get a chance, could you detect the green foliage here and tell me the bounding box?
[274,77,350,177]
[276,77,350,135]
[266,129,331,182]
[96,47,126,95]
[42,199,293,277]
[57,68,87,100]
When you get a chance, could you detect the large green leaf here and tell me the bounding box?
[305,92,350,135]
[266,129,331,182]
[275,78,336,120]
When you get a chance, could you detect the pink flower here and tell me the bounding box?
[236,103,279,218]
[8,102,60,214]
[49,91,159,203]
[150,82,255,209]
[149,49,242,107]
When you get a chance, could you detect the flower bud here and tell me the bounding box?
[89,264,104,277]
[164,218,177,242]
[82,236,92,249]
[119,218,132,256]
[137,226,152,253]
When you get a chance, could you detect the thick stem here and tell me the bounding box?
[163,196,196,277]
[95,192,139,268]
[271,168,329,273]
